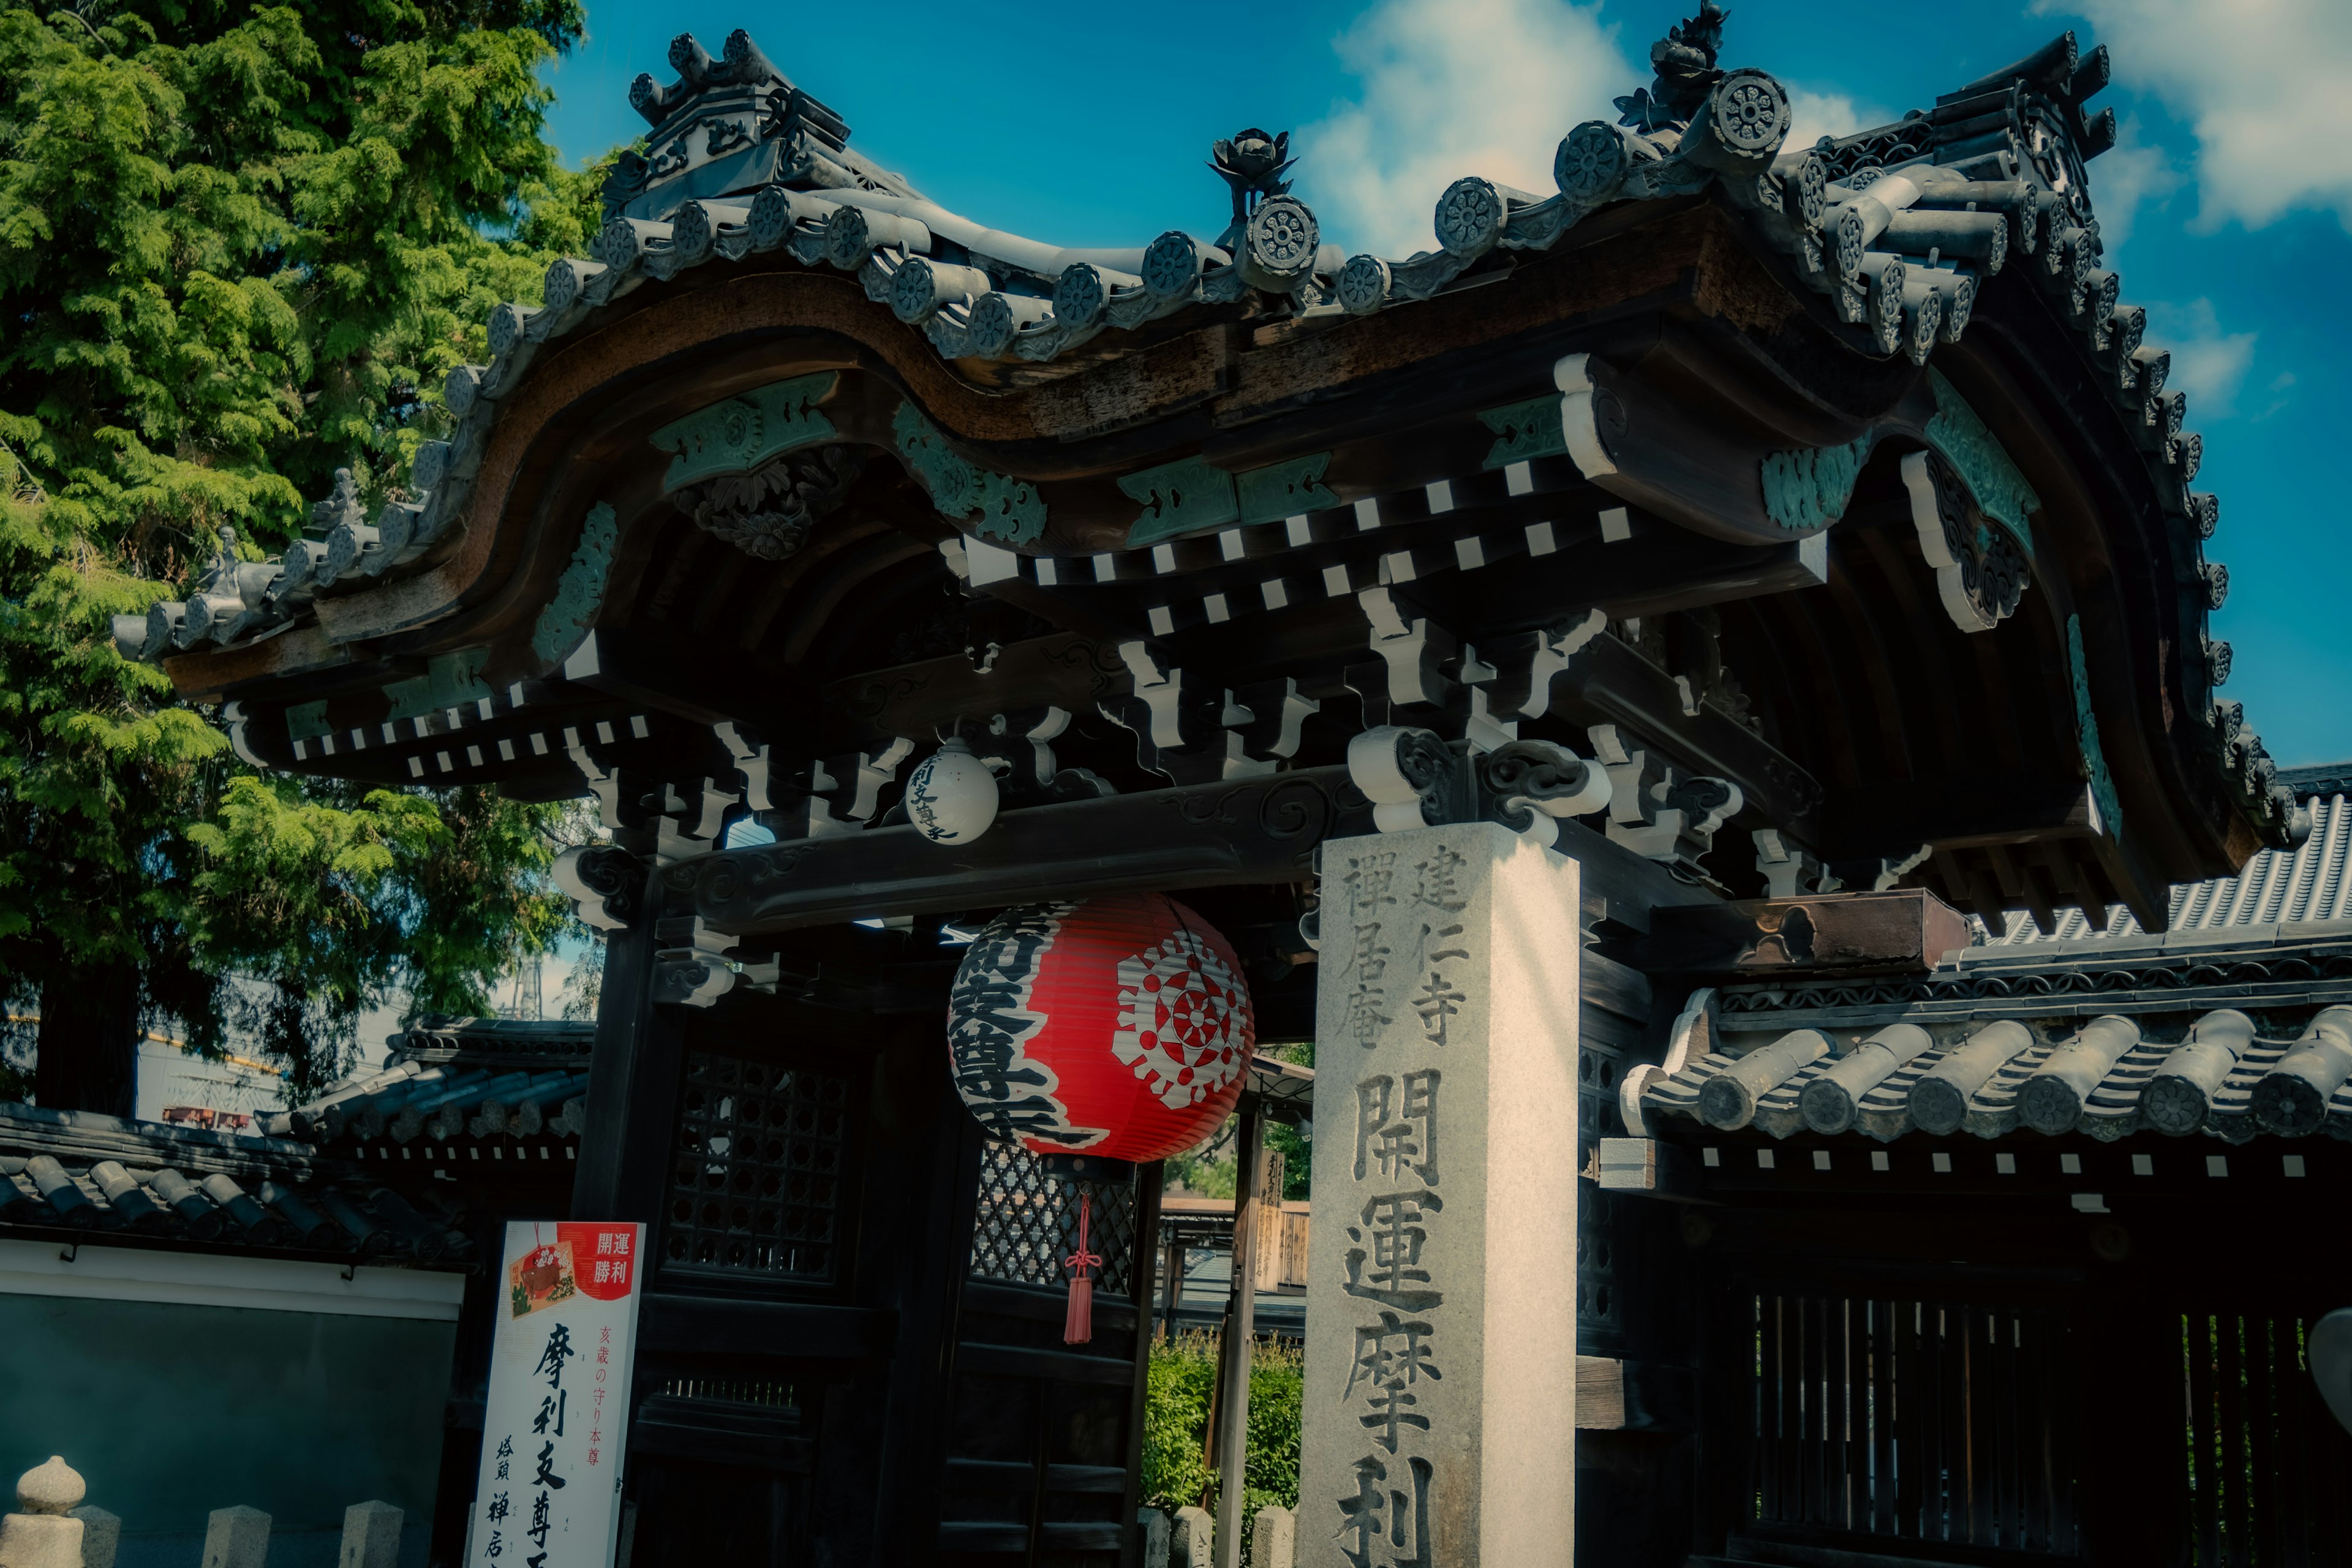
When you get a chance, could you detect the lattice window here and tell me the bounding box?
[1733,1292,2081,1553]
[662,1051,850,1284]
[2180,1311,2352,1564]
[968,1140,1138,1296]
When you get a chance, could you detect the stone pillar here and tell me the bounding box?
[200,1507,270,1568]
[1251,1504,1296,1567]
[0,1459,85,1568]
[1299,823,1582,1566]
[336,1503,401,1568]
[66,1508,117,1568]
[1170,1505,1213,1567]
[1137,1506,1172,1568]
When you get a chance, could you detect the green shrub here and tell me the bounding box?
[1142,1328,1305,1547]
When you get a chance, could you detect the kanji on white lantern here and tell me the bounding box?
[946,893,1255,1163]
[905,737,998,843]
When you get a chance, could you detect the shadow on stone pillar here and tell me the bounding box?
[201,1506,271,1568]
[1137,1506,1172,1568]
[1251,1504,1296,1567]
[1171,1504,1213,1566]
[66,1508,117,1568]
[338,1502,401,1568]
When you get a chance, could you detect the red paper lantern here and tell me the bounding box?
[947,894,1255,1163]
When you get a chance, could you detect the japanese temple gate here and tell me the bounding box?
[121,5,2328,1564]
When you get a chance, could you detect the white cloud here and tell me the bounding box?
[2144,298,2258,417]
[1784,88,1887,152]
[1299,0,1640,257]
[2046,0,2352,232]
[2079,113,2178,253]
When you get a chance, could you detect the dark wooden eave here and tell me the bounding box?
[167,190,2264,925]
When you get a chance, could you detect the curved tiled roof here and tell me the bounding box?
[0,1102,473,1259]
[1988,788,2352,943]
[115,21,2256,799]
[1635,1005,2352,1146]
[265,1016,594,1145]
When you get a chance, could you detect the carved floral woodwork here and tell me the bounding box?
[671,445,865,561]
[1902,451,2027,632]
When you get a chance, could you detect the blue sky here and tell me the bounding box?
[538,0,2352,767]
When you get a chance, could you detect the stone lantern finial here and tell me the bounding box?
[0,1458,87,1568]
[13,1459,83,1517]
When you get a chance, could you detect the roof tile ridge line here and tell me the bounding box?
[2218,842,2264,927]
[2280,795,2326,922]
[2178,874,2217,930]
[2305,799,2342,921]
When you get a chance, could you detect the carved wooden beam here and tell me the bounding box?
[671,767,1373,936]
[1600,887,1972,976]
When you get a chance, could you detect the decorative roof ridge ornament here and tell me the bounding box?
[1616,0,1730,137]
[1210,129,1297,230]
[606,29,916,219]
[630,30,799,129]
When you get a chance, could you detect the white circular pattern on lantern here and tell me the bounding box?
[1141,230,1202,300]
[1556,121,1627,203]
[1336,254,1390,314]
[906,740,999,843]
[1052,262,1107,327]
[1112,930,1254,1109]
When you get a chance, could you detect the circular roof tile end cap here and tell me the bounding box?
[2016,1074,2082,1137]
[1238,195,1321,295]
[15,1457,85,1516]
[1908,1077,1969,1139]
[2139,1073,2210,1136]
[1797,1076,1855,1137]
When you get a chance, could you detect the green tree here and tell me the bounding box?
[0,0,607,1111]
[1142,1329,1303,1553]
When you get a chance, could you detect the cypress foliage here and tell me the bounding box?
[0,0,613,1106]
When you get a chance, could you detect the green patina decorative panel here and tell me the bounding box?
[1757,377,2040,544]
[1121,454,1240,548]
[385,648,494,723]
[1925,370,2040,550]
[2067,614,2123,837]
[650,372,839,492]
[532,502,620,663]
[1479,394,1569,469]
[892,406,1046,545]
[1234,452,1339,527]
[285,699,331,744]
[1761,434,1876,532]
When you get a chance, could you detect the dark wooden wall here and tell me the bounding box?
[564,905,1166,1568]
[1679,1198,2352,1568]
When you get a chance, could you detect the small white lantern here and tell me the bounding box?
[906,737,1000,844]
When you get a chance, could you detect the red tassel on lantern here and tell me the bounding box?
[1064,1191,1104,1344]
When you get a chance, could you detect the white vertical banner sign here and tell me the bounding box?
[469,1221,647,1568]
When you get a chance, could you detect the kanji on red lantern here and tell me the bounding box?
[946,893,1256,1162]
